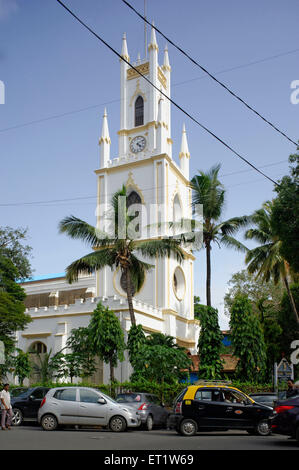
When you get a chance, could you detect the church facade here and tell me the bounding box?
[16,27,200,385]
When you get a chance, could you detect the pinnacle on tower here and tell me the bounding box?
[121,32,129,62]
[163,44,171,71]
[99,108,111,167]
[179,123,190,158]
[148,22,158,52]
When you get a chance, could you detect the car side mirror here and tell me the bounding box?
[98,398,106,405]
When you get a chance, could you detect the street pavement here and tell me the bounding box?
[1,424,298,450]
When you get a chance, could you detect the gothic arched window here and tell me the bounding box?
[127,190,142,208]
[135,96,144,127]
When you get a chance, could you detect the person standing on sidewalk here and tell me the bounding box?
[1,383,13,430]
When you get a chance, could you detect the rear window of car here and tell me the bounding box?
[195,389,221,402]
[54,389,77,401]
[116,393,142,403]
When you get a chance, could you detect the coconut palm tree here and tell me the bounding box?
[59,186,185,326]
[245,200,299,323]
[191,164,248,306]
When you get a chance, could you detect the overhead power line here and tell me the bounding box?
[122,0,297,147]
[1,47,298,134]
[55,0,279,187]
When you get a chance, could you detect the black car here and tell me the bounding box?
[169,385,274,436]
[116,392,169,430]
[249,393,278,409]
[11,387,50,426]
[271,396,299,442]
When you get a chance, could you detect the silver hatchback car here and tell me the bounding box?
[38,387,141,432]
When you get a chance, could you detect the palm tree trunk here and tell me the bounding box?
[125,268,136,326]
[206,241,211,306]
[283,276,299,324]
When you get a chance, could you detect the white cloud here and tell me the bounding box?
[0,0,18,21]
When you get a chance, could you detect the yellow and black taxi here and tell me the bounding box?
[169,382,274,436]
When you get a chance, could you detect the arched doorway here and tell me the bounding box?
[28,341,48,385]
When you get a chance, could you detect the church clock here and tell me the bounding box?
[130,135,146,153]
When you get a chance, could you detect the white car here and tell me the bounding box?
[38,387,141,432]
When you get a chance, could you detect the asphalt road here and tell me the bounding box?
[1,424,298,450]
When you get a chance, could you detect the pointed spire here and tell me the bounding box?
[163,44,171,71]
[179,124,190,158]
[148,21,158,52]
[100,108,110,142]
[99,108,110,168]
[121,32,129,61]
[137,52,141,64]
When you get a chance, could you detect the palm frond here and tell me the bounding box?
[59,216,111,247]
[136,238,185,263]
[65,249,117,283]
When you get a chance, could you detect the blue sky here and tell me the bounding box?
[0,0,298,327]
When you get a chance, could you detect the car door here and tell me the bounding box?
[191,388,223,428]
[52,388,79,425]
[147,395,167,425]
[217,388,253,428]
[26,388,49,419]
[77,389,108,426]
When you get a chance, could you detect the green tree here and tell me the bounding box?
[89,302,125,383]
[131,343,191,385]
[224,269,284,317]
[230,295,267,383]
[277,283,299,361]
[272,150,299,274]
[59,186,185,326]
[245,200,298,323]
[191,164,248,306]
[66,327,96,379]
[194,295,210,321]
[127,324,146,369]
[0,255,31,379]
[13,349,32,386]
[197,306,223,379]
[30,349,65,385]
[0,226,33,279]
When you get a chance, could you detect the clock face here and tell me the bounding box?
[130,135,146,153]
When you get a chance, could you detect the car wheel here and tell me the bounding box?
[41,414,58,431]
[12,408,23,426]
[145,415,153,431]
[179,418,198,437]
[255,420,271,436]
[109,416,127,433]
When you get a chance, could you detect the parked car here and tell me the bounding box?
[249,393,278,408]
[11,386,50,426]
[115,392,169,430]
[38,387,141,432]
[271,396,299,442]
[10,387,29,398]
[169,384,274,436]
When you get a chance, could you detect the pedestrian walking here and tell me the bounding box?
[0,383,13,430]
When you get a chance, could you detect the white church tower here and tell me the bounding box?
[94,27,199,354]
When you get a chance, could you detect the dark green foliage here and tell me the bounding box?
[230,295,267,383]
[272,151,299,273]
[66,327,96,379]
[0,226,33,280]
[194,296,210,320]
[13,349,32,386]
[0,255,31,379]
[277,283,299,360]
[89,302,125,383]
[130,333,191,385]
[127,324,146,367]
[197,306,223,379]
